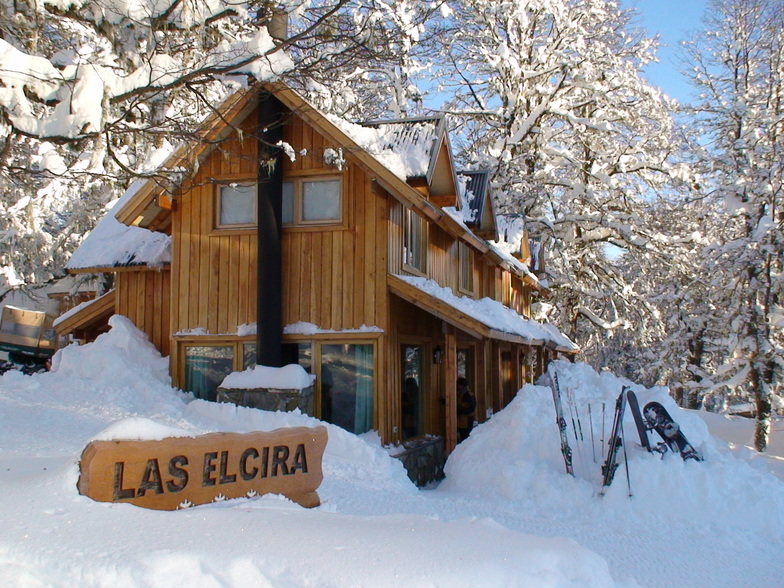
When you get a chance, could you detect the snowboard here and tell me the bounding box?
[601,389,627,489]
[548,371,574,476]
[642,402,703,461]
[626,389,651,452]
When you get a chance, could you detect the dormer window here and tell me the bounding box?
[216,183,256,228]
[403,207,427,273]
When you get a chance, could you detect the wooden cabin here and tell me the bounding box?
[60,82,576,455]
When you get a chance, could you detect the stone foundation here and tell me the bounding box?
[392,436,445,487]
[217,385,314,416]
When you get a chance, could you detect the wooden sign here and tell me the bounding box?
[77,426,328,510]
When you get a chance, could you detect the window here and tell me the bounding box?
[282,177,342,226]
[401,344,424,440]
[216,183,256,228]
[320,343,374,434]
[403,207,427,272]
[184,345,235,402]
[285,340,375,434]
[458,242,475,294]
[182,339,257,401]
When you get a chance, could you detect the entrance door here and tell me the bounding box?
[401,344,424,439]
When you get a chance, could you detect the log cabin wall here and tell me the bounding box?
[116,269,171,357]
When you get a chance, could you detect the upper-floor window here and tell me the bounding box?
[458,241,475,294]
[216,183,256,228]
[403,207,427,273]
[283,177,342,226]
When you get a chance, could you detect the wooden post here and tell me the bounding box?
[444,325,457,453]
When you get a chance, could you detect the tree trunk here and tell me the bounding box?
[749,361,772,452]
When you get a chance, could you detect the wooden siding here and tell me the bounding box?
[170,110,389,337]
[116,270,171,357]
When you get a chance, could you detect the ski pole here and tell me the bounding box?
[601,402,606,461]
[622,422,632,498]
[588,404,596,463]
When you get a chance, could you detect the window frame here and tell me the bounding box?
[214,182,258,230]
[458,241,475,295]
[176,336,257,398]
[403,207,428,274]
[283,333,380,430]
[282,175,344,228]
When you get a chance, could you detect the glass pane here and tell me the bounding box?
[302,180,340,221]
[184,345,234,402]
[282,181,294,225]
[243,343,256,370]
[220,184,256,226]
[401,344,424,439]
[282,342,312,372]
[320,343,374,434]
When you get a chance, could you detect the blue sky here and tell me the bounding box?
[621,0,708,103]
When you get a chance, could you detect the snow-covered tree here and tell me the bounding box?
[0,1,437,299]
[682,0,784,450]
[433,0,691,360]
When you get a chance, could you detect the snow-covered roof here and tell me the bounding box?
[358,116,444,180]
[391,274,576,352]
[66,181,171,272]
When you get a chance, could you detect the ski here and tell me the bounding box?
[548,371,574,476]
[600,389,627,490]
[626,389,651,452]
[643,402,703,461]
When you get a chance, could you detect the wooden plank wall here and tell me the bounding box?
[116,269,171,357]
[171,109,389,337]
[170,111,259,337]
[279,119,389,331]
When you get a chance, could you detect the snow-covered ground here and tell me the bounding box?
[1,316,782,587]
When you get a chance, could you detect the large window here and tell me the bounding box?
[458,242,475,294]
[403,207,427,272]
[216,183,256,228]
[182,340,257,401]
[282,177,342,226]
[285,340,375,434]
[401,344,424,439]
[320,343,375,434]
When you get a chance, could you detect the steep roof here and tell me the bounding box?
[76,81,542,291]
[459,170,498,241]
[359,116,455,191]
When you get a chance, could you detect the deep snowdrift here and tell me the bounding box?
[0,317,782,587]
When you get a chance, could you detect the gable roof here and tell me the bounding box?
[459,170,498,241]
[94,81,543,291]
[359,115,459,202]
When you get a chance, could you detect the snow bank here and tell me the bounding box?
[1,320,781,586]
[444,360,784,541]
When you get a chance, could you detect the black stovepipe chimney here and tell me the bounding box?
[256,92,284,368]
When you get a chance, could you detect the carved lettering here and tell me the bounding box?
[166,455,189,492]
[202,451,218,486]
[272,445,290,476]
[218,450,237,484]
[260,446,269,478]
[137,459,164,496]
[78,427,328,510]
[113,462,135,500]
[291,444,308,474]
[240,447,259,480]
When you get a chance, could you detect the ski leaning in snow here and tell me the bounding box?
[643,402,703,461]
[548,371,574,476]
[626,390,652,452]
[600,389,627,491]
